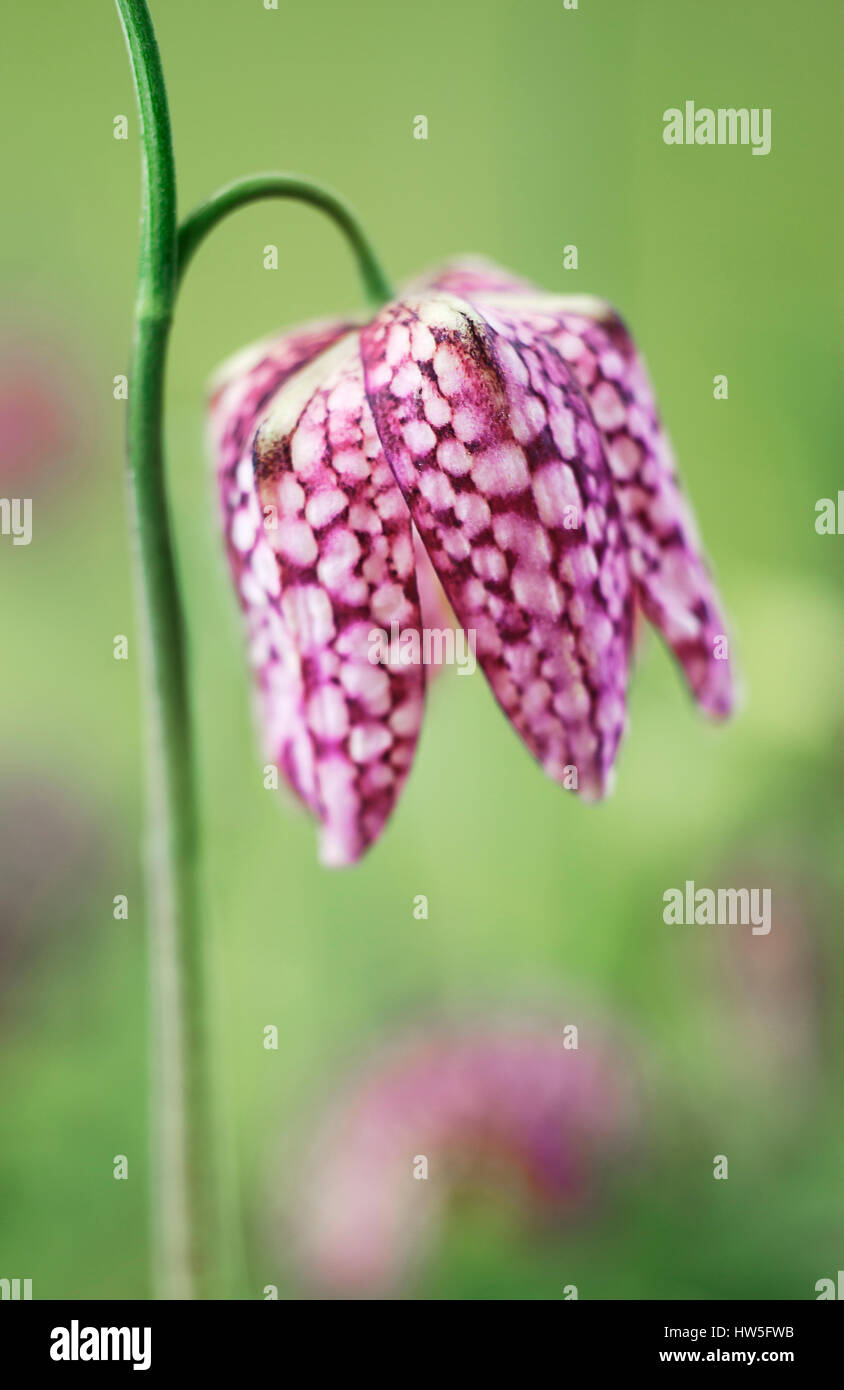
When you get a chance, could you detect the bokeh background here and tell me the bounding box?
[1,0,842,1299]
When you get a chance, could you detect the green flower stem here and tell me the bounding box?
[116,0,393,1300]
[116,0,211,1301]
[178,175,395,309]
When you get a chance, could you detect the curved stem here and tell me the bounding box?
[116,0,214,1300]
[177,173,394,309]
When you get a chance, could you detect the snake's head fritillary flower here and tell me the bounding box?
[282,1011,640,1296]
[210,260,733,865]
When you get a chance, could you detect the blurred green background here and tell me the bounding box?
[1,0,842,1299]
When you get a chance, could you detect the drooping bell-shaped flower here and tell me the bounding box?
[210,260,733,865]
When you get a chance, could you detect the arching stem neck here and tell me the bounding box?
[177,174,394,311]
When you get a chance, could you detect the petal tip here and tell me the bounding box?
[318,820,370,869]
[689,653,737,722]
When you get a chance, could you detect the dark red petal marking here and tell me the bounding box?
[361,292,633,799]
[251,340,426,865]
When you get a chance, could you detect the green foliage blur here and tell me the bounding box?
[1,0,842,1300]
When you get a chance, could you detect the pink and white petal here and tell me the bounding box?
[209,317,355,459]
[451,289,734,719]
[252,338,426,865]
[210,317,355,604]
[209,324,356,814]
[361,291,633,800]
[544,306,733,716]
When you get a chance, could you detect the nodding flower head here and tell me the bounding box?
[210,259,733,865]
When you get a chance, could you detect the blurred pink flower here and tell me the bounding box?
[0,334,81,486]
[284,1011,640,1295]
